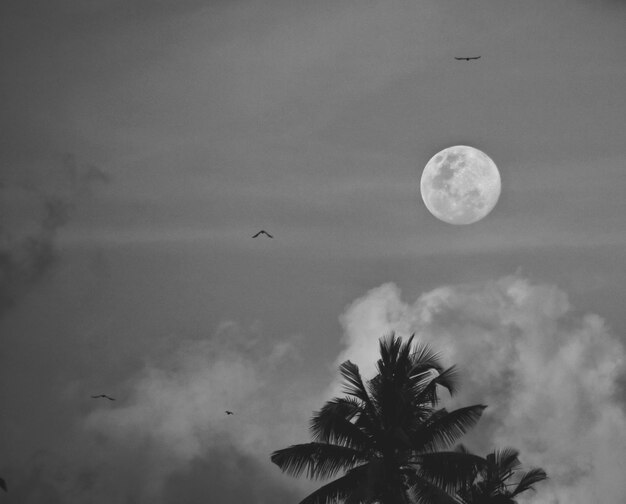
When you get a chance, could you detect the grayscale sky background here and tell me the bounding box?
[2,1,626,503]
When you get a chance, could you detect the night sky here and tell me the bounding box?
[2,1,626,503]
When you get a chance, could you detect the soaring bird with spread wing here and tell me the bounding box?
[252,230,273,238]
[91,394,116,401]
[455,56,481,61]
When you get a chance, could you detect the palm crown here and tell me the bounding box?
[271,334,488,504]
[455,447,548,504]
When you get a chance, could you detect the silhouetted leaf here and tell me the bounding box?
[271,442,367,480]
[511,468,548,497]
[339,361,372,405]
[417,365,459,403]
[413,451,486,493]
[310,397,370,449]
[404,471,460,504]
[298,464,371,504]
[414,405,487,452]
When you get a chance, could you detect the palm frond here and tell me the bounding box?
[378,333,403,367]
[376,333,415,379]
[490,448,521,474]
[415,365,459,403]
[409,342,445,375]
[413,405,487,452]
[511,468,548,496]
[339,361,372,404]
[412,451,486,493]
[405,369,439,404]
[378,485,413,504]
[270,442,367,480]
[310,397,370,449]
[404,470,461,504]
[298,464,371,504]
[339,361,382,437]
[485,447,521,487]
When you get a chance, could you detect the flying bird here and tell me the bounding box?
[252,230,273,238]
[455,56,481,61]
[91,394,116,401]
[225,411,234,415]
[0,477,7,492]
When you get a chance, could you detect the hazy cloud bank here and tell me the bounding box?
[337,275,626,504]
[86,321,313,503]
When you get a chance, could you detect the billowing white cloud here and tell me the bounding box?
[337,275,626,504]
[85,321,312,502]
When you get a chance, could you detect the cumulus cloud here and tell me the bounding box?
[85,321,313,503]
[337,275,626,504]
[0,153,109,316]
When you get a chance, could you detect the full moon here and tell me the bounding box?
[420,145,501,225]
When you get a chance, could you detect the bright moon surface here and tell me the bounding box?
[420,145,501,225]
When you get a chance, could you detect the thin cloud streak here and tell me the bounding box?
[58,147,626,259]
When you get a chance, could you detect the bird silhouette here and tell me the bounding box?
[225,411,234,415]
[455,56,481,61]
[91,394,115,401]
[0,477,7,492]
[252,230,273,238]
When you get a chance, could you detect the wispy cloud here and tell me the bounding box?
[0,154,109,317]
[337,275,626,503]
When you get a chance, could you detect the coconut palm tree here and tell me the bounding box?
[455,447,547,504]
[271,334,487,504]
